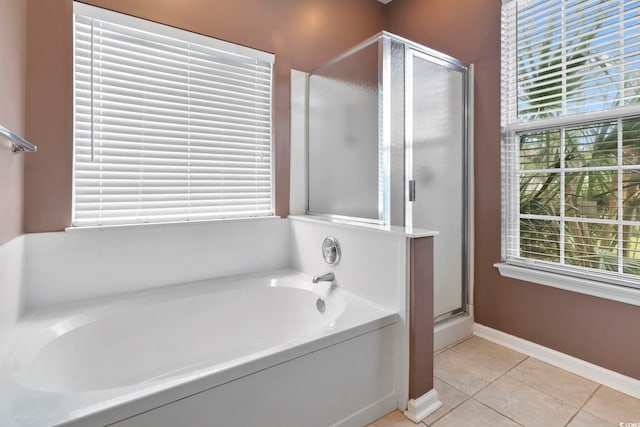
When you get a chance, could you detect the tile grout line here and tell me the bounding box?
[502,357,610,423]
[470,354,530,398]
[430,350,529,426]
[488,355,606,427]
[500,372,582,424]
[422,392,471,427]
[461,355,530,425]
[432,373,469,398]
[434,334,475,357]
[433,374,461,390]
[428,374,472,426]
[562,384,602,427]
[504,373,583,408]
[437,336,530,397]
[433,339,637,427]
[472,397,525,427]
[433,343,530,399]
[422,397,471,427]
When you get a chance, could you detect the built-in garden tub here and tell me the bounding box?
[0,270,400,427]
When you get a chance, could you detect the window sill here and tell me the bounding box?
[495,262,640,307]
[65,215,282,233]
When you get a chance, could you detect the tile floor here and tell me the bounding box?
[368,336,640,427]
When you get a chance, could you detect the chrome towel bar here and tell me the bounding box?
[0,124,37,154]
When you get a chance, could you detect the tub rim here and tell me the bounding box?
[0,269,398,427]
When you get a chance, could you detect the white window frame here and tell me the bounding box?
[497,0,640,306]
[72,2,275,228]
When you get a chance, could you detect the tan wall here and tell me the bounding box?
[23,0,386,232]
[0,0,26,245]
[387,0,640,380]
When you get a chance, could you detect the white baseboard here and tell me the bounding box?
[473,323,640,399]
[403,389,442,423]
[335,392,397,427]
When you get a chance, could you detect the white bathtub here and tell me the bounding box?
[0,270,399,427]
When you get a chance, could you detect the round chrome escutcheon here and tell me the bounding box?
[322,236,341,265]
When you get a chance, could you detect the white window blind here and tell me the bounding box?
[503,0,640,124]
[73,3,274,227]
[501,0,640,287]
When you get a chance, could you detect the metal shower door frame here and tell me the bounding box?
[402,42,473,323]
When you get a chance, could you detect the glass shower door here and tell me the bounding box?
[406,49,469,321]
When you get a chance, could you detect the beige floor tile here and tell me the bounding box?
[583,386,640,425]
[434,349,505,395]
[423,378,469,425]
[507,358,598,407]
[367,410,420,427]
[450,336,527,373]
[476,376,577,427]
[431,399,520,427]
[567,410,616,427]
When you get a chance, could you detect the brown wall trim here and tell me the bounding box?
[409,237,435,399]
[0,0,26,245]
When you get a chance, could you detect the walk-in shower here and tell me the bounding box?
[306,31,473,325]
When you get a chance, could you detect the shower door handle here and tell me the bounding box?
[408,180,416,201]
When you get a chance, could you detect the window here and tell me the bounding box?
[501,0,640,289]
[73,3,274,227]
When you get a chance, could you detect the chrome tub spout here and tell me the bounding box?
[312,272,335,284]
